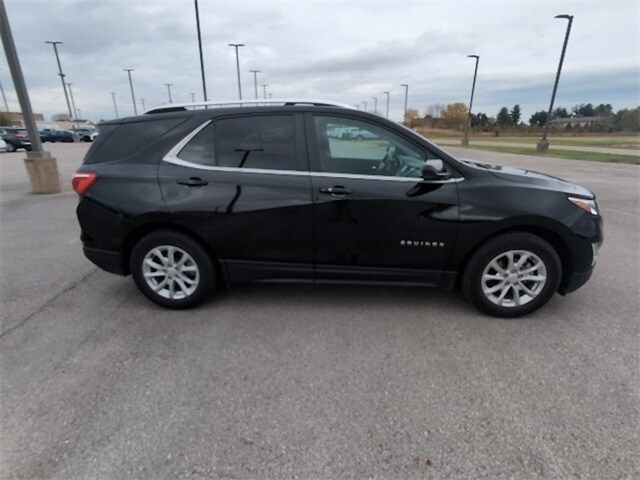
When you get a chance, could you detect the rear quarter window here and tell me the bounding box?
[83,118,186,164]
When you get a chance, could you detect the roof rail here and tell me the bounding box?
[144,98,356,114]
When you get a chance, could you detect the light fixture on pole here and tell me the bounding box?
[110,92,118,118]
[382,91,390,118]
[45,40,73,120]
[123,67,138,115]
[462,54,479,146]
[537,14,574,152]
[400,84,409,123]
[193,0,208,101]
[164,83,173,103]
[228,43,244,100]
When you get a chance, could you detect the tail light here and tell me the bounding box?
[72,171,99,195]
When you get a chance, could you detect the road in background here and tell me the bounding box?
[1,143,638,478]
[435,138,640,156]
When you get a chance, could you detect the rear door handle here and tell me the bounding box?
[177,177,208,187]
[319,185,352,196]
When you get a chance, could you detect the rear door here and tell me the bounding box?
[158,113,314,282]
[306,114,460,285]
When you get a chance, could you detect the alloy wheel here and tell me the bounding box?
[481,250,547,307]
[142,245,200,300]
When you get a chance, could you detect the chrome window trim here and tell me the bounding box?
[162,121,464,184]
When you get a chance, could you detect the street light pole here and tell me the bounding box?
[0,69,8,111]
[383,91,390,118]
[44,40,73,120]
[400,83,409,123]
[261,84,268,99]
[249,70,260,100]
[141,98,146,111]
[537,14,574,152]
[110,92,119,118]
[67,82,78,119]
[1,0,61,193]
[124,67,138,115]
[164,83,173,103]
[462,54,479,146]
[193,0,208,101]
[363,101,367,112]
[268,92,273,99]
[371,96,377,114]
[190,92,196,102]
[228,43,244,100]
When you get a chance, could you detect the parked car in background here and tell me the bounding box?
[89,131,99,141]
[75,127,97,142]
[73,100,603,317]
[40,128,76,143]
[0,138,7,152]
[0,127,32,152]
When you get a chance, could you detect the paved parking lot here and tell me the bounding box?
[1,143,638,479]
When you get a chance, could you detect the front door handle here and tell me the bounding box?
[177,177,208,187]
[319,185,352,196]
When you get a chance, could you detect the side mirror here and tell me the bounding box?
[422,160,450,181]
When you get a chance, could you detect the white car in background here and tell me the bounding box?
[0,138,7,152]
[90,131,99,141]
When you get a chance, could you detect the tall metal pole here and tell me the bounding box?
[371,96,377,114]
[67,82,78,119]
[45,41,73,120]
[537,14,574,152]
[193,0,208,101]
[0,71,9,111]
[462,54,479,146]
[190,92,196,102]
[141,98,146,111]
[76,107,81,120]
[261,84,268,99]
[268,92,273,99]
[249,70,260,99]
[228,43,244,100]
[400,83,408,123]
[164,83,173,103]
[124,68,137,115]
[363,101,367,112]
[110,92,118,118]
[1,0,61,193]
[383,91,390,118]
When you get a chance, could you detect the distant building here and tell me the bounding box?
[54,119,95,130]
[550,116,607,128]
[0,111,45,127]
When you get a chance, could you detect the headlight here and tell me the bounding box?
[568,196,598,215]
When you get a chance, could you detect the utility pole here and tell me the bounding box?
[268,93,273,99]
[164,83,173,103]
[371,96,377,114]
[140,98,146,111]
[190,92,196,102]
[228,43,244,99]
[45,40,73,121]
[383,91,390,118]
[462,54,479,146]
[0,69,8,110]
[363,101,367,112]
[537,14,574,152]
[124,67,137,115]
[261,84,268,99]
[76,107,81,120]
[193,0,208,101]
[400,84,409,123]
[110,92,118,118]
[67,82,78,119]
[1,0,61,193]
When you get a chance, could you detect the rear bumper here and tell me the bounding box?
[83,247,126,275]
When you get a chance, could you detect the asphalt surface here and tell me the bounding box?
[1,143,639,479]
[435,139,640,156]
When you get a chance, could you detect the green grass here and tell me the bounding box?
[460,144,640,164]
[472,135,640,149]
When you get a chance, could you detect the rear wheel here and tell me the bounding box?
[130,230,216,308]
[462,232,561,317]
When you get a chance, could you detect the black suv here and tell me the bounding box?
[74,102,603,316]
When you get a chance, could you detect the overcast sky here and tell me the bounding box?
[1,0,639,123]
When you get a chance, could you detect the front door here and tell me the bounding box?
[158,113,314,282]
[306,114,460,285]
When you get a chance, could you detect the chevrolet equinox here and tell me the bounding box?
[74,100,603,317]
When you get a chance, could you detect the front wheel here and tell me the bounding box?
[462,232,562,317]
[130,230,216,309]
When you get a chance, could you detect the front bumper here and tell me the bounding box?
[559,268,593,295]
[83,247,126,275]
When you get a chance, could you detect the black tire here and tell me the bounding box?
[130,230,216,309]
[462,232,562,317]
